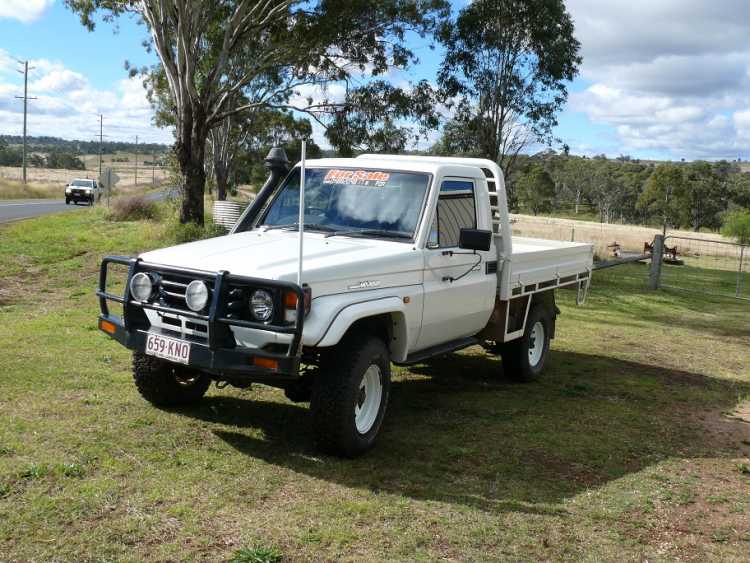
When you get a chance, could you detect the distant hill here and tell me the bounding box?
[0,135,170,156]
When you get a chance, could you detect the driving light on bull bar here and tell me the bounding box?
[129,272,154,301]
[250,289,274,322]
[185,280,210,312]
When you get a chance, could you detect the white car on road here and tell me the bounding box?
[65,178,101,205]
[97,154,593,457]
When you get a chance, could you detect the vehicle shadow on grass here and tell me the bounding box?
[175,350,750,515]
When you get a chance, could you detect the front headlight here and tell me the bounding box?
[129,272,154,301]
[185,280,210,312]
[65,187,71,194]
[250,289,274,322]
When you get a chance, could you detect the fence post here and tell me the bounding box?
[737,245,745,298]
[649,234,664,290]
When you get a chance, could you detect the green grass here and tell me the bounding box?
[1,211,749,560]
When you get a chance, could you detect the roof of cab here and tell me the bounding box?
[295,157,486,178]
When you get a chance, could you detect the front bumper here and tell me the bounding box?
[98,315,300,380]
[96,256,305,381]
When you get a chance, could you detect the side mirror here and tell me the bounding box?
[459,228,492,252]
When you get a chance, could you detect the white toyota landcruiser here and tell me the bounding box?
[97,152,593,457]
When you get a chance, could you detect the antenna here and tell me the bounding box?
[297,139,307,286]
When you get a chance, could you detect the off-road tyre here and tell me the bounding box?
[500,305,552,382]
[132,352,210,406]
[311,333,391,457]
[65,198,70,205]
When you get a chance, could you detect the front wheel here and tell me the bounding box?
[132,352,211,406]
[311,333,391,457]
[500,305,552,382]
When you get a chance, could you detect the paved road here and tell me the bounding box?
[0,199,84,224]
[0,191,168,224]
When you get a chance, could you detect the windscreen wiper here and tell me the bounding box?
[324,229,412,240]
[263,223,337,232]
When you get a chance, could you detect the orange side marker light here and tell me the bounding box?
[253,357,279,371]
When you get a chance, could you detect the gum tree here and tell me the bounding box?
[65,0,448,225]
[436,0,581,181]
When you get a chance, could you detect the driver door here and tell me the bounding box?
[417,178,496,350]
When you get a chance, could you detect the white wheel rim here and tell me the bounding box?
[528,321,545,367]
[355,364,383,434]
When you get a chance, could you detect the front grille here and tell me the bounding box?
[154,272,215,313]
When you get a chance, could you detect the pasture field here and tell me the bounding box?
[0,152,168,199]
[0,209,748,561]
[511,214,736,259]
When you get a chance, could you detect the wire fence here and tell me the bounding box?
[510,215,750,301]
[661,235,749,301]
[510,214,659,260]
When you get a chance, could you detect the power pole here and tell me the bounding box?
[134,135,139,186]
[152,150,156,185]
[15,60,37,184]
[98,114,104,178]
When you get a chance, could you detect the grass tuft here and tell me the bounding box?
[230,545,283,563]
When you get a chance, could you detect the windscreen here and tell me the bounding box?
[255,167,430,238]
[71,180,93,187]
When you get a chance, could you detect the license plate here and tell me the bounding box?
[145,333,191,364]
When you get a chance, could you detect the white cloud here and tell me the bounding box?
[30,69,88,94]
[565,0,750,159]
[0,0,54,23]
[0,49,172,144]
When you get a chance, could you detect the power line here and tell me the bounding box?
[14,60,37,184]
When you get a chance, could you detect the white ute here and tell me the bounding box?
[65,178,102,206]
[97,152,593,457]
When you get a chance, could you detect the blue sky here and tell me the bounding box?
[2,0,750,161]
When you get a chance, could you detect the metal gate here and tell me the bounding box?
[660,235,749,301]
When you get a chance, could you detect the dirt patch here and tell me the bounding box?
[727,401,750,425]
[0,278,19,307]
[619,405,750,560]
[624,457,750,561]
[702,402,750,455]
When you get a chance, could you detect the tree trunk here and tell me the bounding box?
[175,109,208,225]
[215,160,229,201]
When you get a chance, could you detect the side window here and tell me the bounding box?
[428,179,476,248]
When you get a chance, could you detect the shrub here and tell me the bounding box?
[166,220,227,244]
[107,195,159,222]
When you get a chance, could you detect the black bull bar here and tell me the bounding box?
[95,256,305,379]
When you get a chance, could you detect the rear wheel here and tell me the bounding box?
[311,333,391,457]
[500,305,552,382]
[132,352,210,406]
